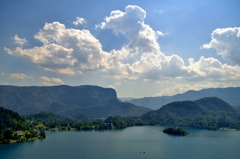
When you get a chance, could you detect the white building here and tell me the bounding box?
[17,130,22,136]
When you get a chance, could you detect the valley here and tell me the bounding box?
[1,85,240,144]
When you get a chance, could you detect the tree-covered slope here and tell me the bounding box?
[64,102,151,118]
[0,107,34,143]
[129,87,240,110]
[141,97,240,130]
[0,85,151,118]
[23,111,75,128]
[0,107,28,132]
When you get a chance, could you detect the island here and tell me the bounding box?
[163,126,189,136]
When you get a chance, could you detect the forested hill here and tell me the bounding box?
[128,87,240,110]
[0,107,31,143]
[0,107,28,132]
[141,97,240,130]
[0,85,151,118]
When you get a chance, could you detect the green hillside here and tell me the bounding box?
[0,107,28,132]
[141,97,240,130]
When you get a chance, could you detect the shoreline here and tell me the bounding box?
[0,137,45,144]
[219,127,237,131]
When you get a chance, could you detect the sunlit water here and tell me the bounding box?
[1,126,240,159]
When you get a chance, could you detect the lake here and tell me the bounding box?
[1,126,240,159]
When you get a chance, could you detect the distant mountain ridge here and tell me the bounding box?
[129,87,240,110]
[0,85,151,118]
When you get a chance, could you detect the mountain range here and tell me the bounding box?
[2,94,240,130]
[128,87,240,110]
[0,85,151,118]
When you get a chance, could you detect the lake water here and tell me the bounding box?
[1,126,240,159]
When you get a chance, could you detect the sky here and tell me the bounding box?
[0,0,240,98]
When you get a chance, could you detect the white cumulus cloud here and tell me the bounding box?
[99,5,188,81]
[186,56,240,82]
[202,27,240,65]
[40,76,64,86]
[10,73,33,79]
[73,17,86,26]
[5,22,109,75]
[12,34,28,46]
[100,5,159,54]
[156,31,165,37]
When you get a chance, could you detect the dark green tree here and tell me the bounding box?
[39,129,46,138]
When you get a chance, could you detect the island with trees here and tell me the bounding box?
[163,126,189,136]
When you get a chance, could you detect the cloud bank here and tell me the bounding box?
[4,5,240,93]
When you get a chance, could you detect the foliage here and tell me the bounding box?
[39,129,46,138]
[0,107,40,144]
[163,127,188,136]
[142,97,240,130]
[105,116,147,128]
[0,107,28,131]
[23,112,146,130]
[23,111,73,129]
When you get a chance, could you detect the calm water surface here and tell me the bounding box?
[0,126,240,159]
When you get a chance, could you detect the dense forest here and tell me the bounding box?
[23,111,146,130]
[142,97,240,130]
[0,107,45,144]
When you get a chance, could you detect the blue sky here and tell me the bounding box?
[1,0,240,98]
